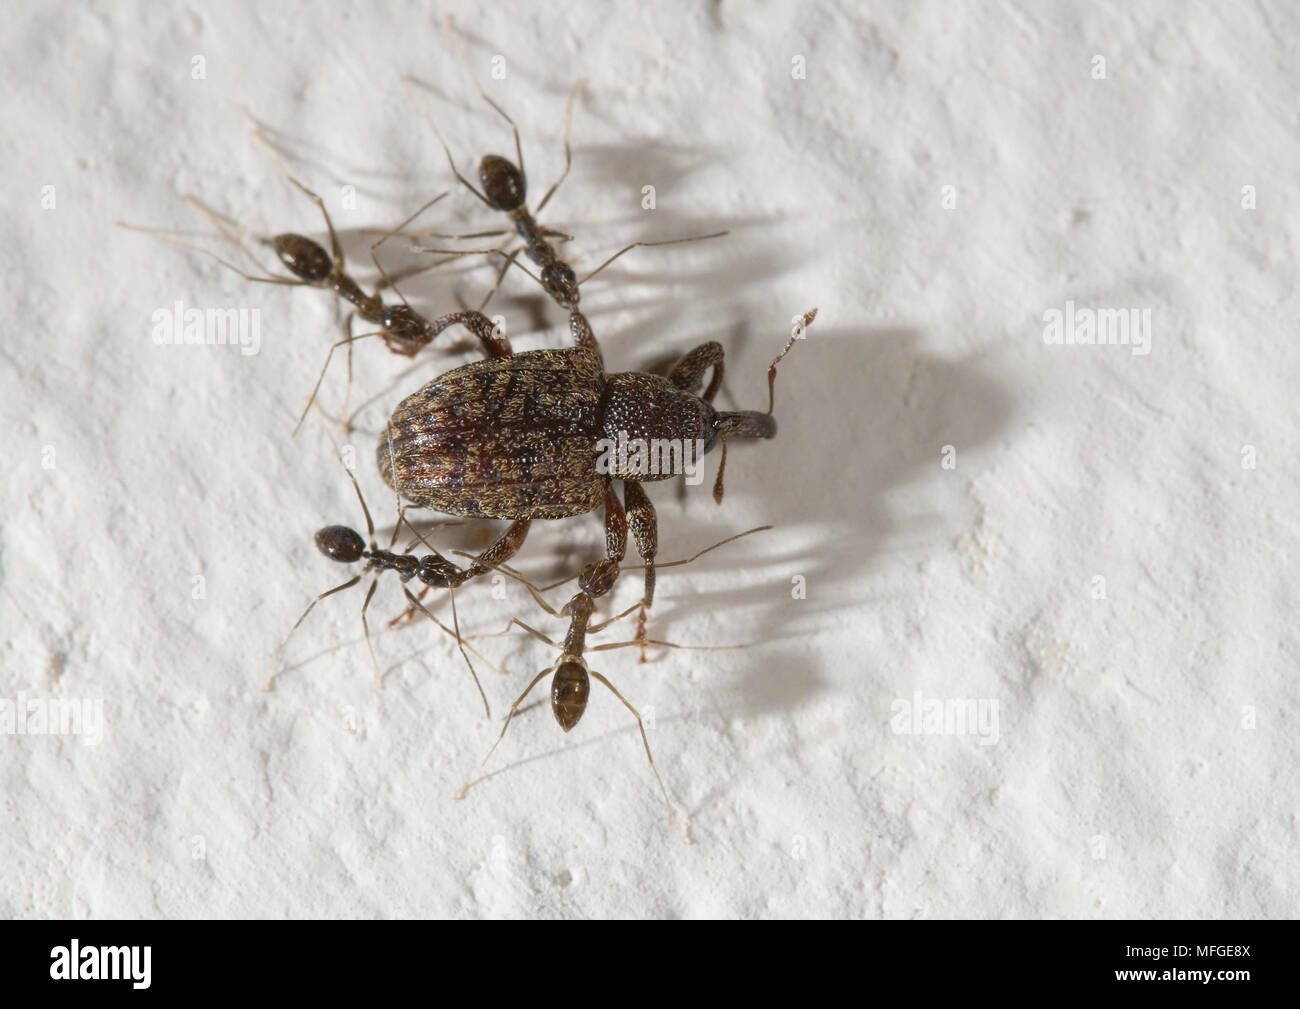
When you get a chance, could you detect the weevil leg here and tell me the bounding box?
[603,484,627,566]
[569,309,601,358]
[427,309,513,359]
[668,341,725,403]
[623,481,658,662]
[568,483,626,608]
[459,519,532,581]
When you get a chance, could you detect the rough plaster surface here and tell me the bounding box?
[2,0,1296,918]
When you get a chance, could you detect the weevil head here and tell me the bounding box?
[314,525,366,564]
[271,234,333,283]
[479,155,526,211]
[550,658,590,733]
[714,409,776,443]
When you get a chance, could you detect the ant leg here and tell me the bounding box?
[375,254,463,291]
[242,106,348,271]
[292,322,384,437]
[387,585,430,628]
[623,482,657,662]
[401,74,496,209]
[577,231,729,287]
[441,14,526,184]
[117,201,303,288]
[281,177,346,271]
[263,574,363,691]
[401,585,491,718]
[412,242,549,309]
[454,665,556,800]
[422,227,512,242]
[533,78,584,216]
[357,577,386,690]
[368,191,449,306]
[589,669,691,844]
[477,248,523,313]
[667,341,725,402]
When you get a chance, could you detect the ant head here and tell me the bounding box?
[479,155,526,211]
[550,658,590,733]
[416,553,462,588]
[270,234,333,283]
[381,304,433,352]
[314,525,366,564]
[577,559,619,599]
[541,262,579,309]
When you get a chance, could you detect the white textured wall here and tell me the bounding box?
[3,0,1296,918]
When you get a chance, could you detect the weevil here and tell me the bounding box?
[376,307,817,658]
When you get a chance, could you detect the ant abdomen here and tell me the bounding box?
[479,154,526,211]
[270,233,333,283]
[551,660,590,732]
[315,525,366,563]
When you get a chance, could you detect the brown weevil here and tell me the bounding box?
[377,306,817,651]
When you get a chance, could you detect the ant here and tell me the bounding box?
[452,524,770,844]
[403,15,727,355]
[264,459,497,718]
[117,112,498,434]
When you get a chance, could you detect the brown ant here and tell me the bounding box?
[402,15,727,353]
[454,526,770,843]
[264,460,495,718]
[117,112,475,433]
